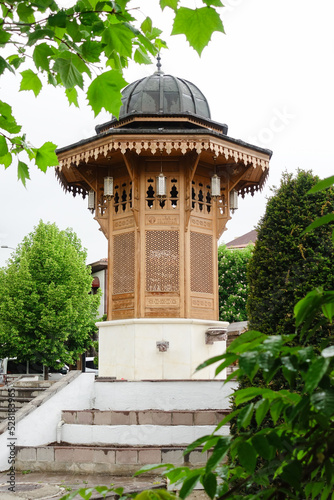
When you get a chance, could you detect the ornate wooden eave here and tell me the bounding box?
[56,130,272,199]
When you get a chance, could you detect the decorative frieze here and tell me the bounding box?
[146,297,179,307]
[114,217,135,230]
[191,298,214,309]
[146,215,180,226]
[190,217,212,230]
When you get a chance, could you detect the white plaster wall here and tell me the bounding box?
[61,423,229,446]
[94,380,237,411]
[0,373,95,471]
[98,318,228,380]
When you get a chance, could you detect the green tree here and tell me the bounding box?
[247,169,334,342]
[0,221,100,374]
[0,0,225,183]
[218,244,252,323]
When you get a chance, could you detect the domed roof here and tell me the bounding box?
[119,71,211,120]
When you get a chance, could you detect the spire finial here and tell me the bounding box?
[156,53,163,74]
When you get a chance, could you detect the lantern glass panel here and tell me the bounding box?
[104,177,114,197]
[156,174,167,197]
[211,175,221,197]
[88,190,95,210]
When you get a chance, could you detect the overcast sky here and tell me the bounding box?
[1,0,333,267]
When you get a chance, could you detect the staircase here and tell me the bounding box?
[0,378,55,423]
[14,378,233,475]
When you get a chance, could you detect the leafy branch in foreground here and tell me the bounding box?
[0,0,225,184]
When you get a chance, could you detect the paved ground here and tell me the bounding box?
[0,471,166,499]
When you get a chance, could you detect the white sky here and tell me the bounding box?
[1,0,334,267]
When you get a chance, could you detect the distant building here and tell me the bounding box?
[90,259,108,318]
[225,229,257,249]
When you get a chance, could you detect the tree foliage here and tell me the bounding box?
[0,220,100,369]
[0,0,224,184]
[218,244,252,323]
[247,170,334,342]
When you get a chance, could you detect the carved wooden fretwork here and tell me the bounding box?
[145,230,179,293]
[190,232,213,294]
[57,136,270,173]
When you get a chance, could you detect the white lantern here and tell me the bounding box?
[88,189,95,212]
[156,173,167,198]
[230,189,238,213]
[104,176,114,199]
[211,174,221,197]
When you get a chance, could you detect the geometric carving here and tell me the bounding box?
[190,232,213,294]
[113,232,135,294]
[191,298,214,309]
[145,231,179,292]
[190,217,212,230]
[114,217,135,230]
[146,297,179,307]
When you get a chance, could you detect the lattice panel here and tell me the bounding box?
[113,232,135,294]
[146,231,179,292]
[190,232,213,294]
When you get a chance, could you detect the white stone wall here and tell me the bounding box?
[97,318,229,380]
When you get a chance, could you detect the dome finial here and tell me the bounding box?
[155,53,163,74]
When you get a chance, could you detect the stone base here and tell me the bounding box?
[97,318,229,380]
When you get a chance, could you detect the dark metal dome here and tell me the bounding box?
[119,71,211,119]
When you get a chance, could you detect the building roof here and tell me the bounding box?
[225,229,258,249]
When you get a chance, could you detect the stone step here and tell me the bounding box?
[60,422,229,446]
[0,387,46,397]
[62,409,230,426]
[16,445,210,474]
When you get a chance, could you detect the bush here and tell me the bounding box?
[218,244,253,323]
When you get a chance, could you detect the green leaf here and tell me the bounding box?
[183,435,213,454]
[0,30,11,45]
[35,142,58,172]
[7,54,25,70]
[237,441,257,474]
[205,436,231,472]
[179,473,202,499]
[81,41,103,63]
[102,23,134,58]
[65,88,79,107]
[48,10,67,28]
[0,135,8,156]
[53,56,84,89]
[0,100,22,134]
[196,353,225,371]
[311,389,334,416]
[172,7,225,56]
[0,55,15,75]
[255,398,270,426]
[308,175,334,193]
[235,387,276,406]
[141,17,153,34]
[134,47,152,65]
[33,43,54,71]
[302,214,334,236]
[304,357,330,394]
[20,69,43,97]
[203,0,224,5]
[269,398,284,424]
[27,27,55,46]
[202,472,217,499]
[280,460,302,490]
[17,3,35,23]
[17,161,30,186]
[252,434,272,460]
[0,152,12,168]
[239,351,258,380]
[87,70,127,117]
[160,0,178,11]
[237,403,254,430]
[227,330,267,353]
